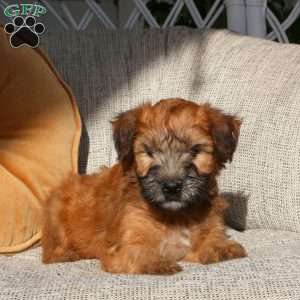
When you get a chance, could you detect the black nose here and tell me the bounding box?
[162,181,182,194]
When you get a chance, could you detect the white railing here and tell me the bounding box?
[1,0,299,43]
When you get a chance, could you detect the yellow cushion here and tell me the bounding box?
[0,28,81,253]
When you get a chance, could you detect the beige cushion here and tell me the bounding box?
[42,27,300,233]
[1,229,300,299]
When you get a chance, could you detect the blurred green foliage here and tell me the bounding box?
[146,0,300,44]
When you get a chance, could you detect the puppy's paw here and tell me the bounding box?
[200,240,247,264]
[102,259,182,275]
[146,261,182,275]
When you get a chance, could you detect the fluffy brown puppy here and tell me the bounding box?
[42,98,247,275]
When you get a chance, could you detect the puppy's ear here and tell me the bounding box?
[111,105,144,168]
[207,106,241,166]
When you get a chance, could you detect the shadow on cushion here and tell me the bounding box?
[223,191,249,231]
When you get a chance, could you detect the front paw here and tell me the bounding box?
[101,259,182,275]
[146,261,183,275]
[200,240,247,264]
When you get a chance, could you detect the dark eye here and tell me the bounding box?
[190,144,202,157]
[143,144,153,157]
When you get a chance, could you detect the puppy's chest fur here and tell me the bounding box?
[159,227,192,261]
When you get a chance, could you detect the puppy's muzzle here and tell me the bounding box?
[161,180,182,195]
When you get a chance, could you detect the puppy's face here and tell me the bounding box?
[112,99,241,211]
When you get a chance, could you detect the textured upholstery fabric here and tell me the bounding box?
[0,28,81,253]
[1,229,300,299]
[42,27,300,233]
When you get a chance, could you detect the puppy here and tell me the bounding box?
[42,98,247,275]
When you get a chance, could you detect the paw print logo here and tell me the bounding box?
[4,16,45,48]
